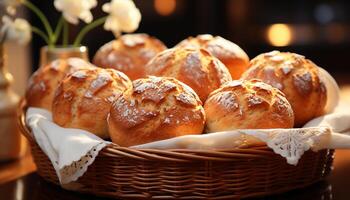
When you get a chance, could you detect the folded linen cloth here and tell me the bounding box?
[133,126,332,165]
[26,108,110,185]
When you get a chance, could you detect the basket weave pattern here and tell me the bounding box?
[18,101,334,199]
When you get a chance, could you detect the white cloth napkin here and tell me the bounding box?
[26,108,110,185]
[133,126,333,165]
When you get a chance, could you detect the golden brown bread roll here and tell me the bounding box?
[52,68,132,139]
[108,76,205,147]
[204,79,294,132]
[176,34,249,79]
[145,47,232,102]
[93,33,167,80]
[26,58,95,111]
[241,51,327,126]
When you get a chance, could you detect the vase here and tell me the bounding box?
[39,46,89,67]
[0,44,23,161]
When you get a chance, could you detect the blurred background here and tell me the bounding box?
[3,0,350,95]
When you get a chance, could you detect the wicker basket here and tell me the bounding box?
[18,100,335,199]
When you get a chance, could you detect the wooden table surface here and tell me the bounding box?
[0,86,349,200]
[0,149,36,185]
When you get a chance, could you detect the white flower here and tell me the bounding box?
[1,16,32,45]
[102,0,141,37]
[54,0,97,24]
[0,0,21,15]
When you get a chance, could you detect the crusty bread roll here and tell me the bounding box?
[108,76,205,147]
[204,79,294,132]
[26,58,95,111]
[52,68,132,139]
[93,33,167,80]
[145,47,232,102]
[176,34,249,79]
[241,51,327,126]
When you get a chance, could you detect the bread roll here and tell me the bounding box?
[52,68,132,139]
[93,33,167,80]
[176,34,249,79]
[241,51,327,126]
[204,79,294,132]
[108,76,205,147]
[26,58,95,110]
[145,47,232,102]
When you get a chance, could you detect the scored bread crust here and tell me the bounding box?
[204,79,294,132]
[108,76,206,147]
[26,58,95,110]
[176,34,250,79]
[241,51,327,126]
[52,68,132,139]
[145,47,232,103]
[93,33,167,80]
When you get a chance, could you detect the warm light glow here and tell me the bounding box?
[267,24,292,47]
[154,0,176,16]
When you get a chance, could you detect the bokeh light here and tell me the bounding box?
[154,0,176,16]
[267,24,293,47]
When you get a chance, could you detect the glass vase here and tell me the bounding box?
[39,46,89,67]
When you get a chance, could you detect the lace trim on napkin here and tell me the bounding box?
[58,142,107,184]
[241,127,331,165]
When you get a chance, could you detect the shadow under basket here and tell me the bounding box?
[18,100,335,199]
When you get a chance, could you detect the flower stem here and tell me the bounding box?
[73,16,107,47]
[22,0,54,44]
[53,16,64,44]
[63,19,69,47]
[31,26,50,44]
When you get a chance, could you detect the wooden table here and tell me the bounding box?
[0,86,349,200]
[0,146,36,185]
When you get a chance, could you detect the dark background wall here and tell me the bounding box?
[30,0,350,82]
